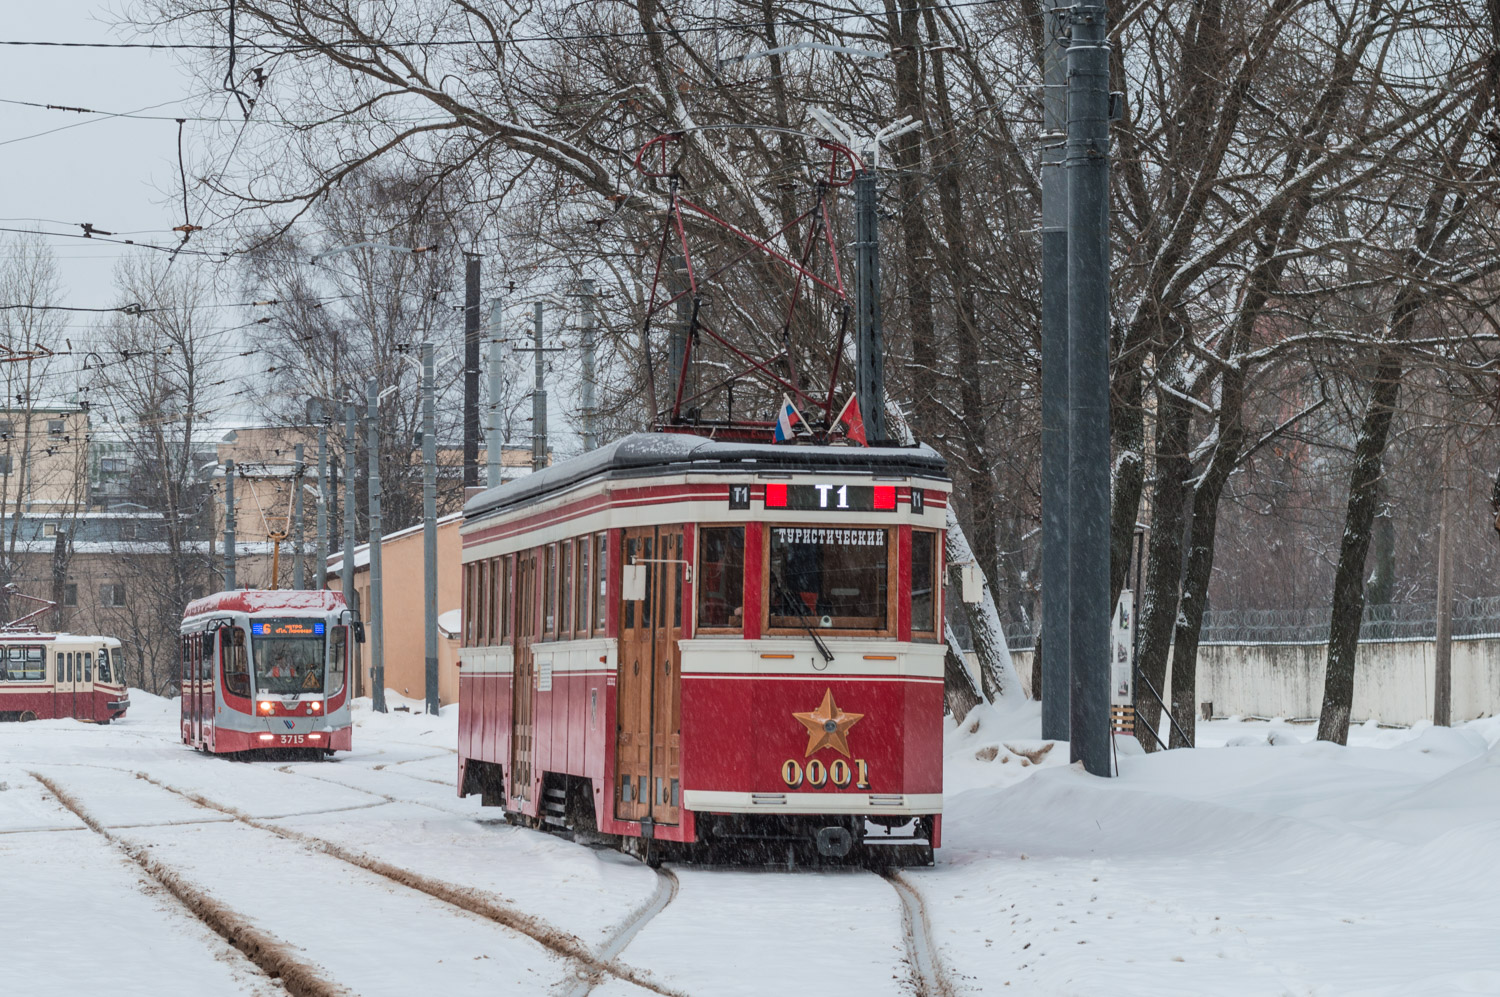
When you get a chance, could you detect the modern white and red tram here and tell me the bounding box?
[0,631,129,723]
[457,434,950,862]
[179,590,358,756]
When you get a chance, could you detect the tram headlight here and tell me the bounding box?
[310,701,321,712]
[259,701,274,714]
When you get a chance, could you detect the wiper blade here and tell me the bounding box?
[774,576,834,662]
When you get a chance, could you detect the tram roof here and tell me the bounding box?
[464,432,947,520]
[183,589,349,619]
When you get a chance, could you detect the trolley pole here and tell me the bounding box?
[341,400,357,611]
[486,297,504,486]
[422,342,440,716]
[366,378,387,713]
[532,301,548,472]
[292,442,306,590]
[223,459,236,591]
[315,416,329,591]
[463,254,482,489]
[1065,4,1112,776]
[1040,7,1072,741]
[580,279,599,451]
[853,167,888,443]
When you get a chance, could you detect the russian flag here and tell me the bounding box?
[773,395,804,442]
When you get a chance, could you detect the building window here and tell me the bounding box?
[42,523,58,538]
[62,583,77,607]
[0,419,11,437]
[0,456,11,475]
[101,458,126,472]
[47,419,64,436]
[697,527,745,631]
[119,521,137,540]
[100,583,126,608]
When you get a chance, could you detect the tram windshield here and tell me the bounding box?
[250,618,327,695]
[768,526,889,631]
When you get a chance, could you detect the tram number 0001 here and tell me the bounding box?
[781,758,870,790]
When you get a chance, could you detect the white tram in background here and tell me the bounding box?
[0,631,129,723]
[179,590,360,756]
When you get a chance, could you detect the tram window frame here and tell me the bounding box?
[221,627,251,698]
[911,528,941,640]
[559,541,573,637]
[0,645,44,682]
[543,544,558,638]
[98,647,112,683]
[764,525,894,637]
[696,526,745,633]
[330,626,348,695]
[573,537,590,638]
[499,555,513,642]
[462,563,475,645]
[83,652,93,683]
[592,533,608,635]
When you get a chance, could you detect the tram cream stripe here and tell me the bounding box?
[681,790,942,815]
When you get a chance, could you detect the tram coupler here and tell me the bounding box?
[815,825,854,858]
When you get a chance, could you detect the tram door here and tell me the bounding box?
[616,525,684,826]
[511,550,538,801]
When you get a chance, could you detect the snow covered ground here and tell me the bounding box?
[2,689,1497,995]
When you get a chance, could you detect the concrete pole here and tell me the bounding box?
[580,279,599,451]
[486,297,504,487]
[422,343,439,716]
[292,442,306,590]
[532,301,548,472]
[341,400,356,609]
[1434,432,1454,726]
[1040,7,1072,741]
[366,378,387,713]
[222,459,236,591]
[1065,4,1112,776]
[315,419,328,591]
[463,254,482,489]
[853,168,889,443]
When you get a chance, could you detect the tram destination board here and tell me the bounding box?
[751,482,922,512]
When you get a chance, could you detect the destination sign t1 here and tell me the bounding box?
[762,483,898,512]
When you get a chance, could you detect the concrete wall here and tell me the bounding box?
[1010,638,1500,725]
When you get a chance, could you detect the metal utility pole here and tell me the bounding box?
[341,400,357,609]
[463,254,482,489]
[853,168,889,443]
[292,443,306,590]
[1040,8,1072,742]
[1434,432,1454,726]
[486,297,504,487]
[532,301,548,472]
[422,342,440,716]
[366,378,387,713]
[1065,4,1112,776]
[580,279,599,451]
[222,459,237,591]
[315,417,329,591]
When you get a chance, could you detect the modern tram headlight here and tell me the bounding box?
[310,701,321,712]
[259,700,274,714]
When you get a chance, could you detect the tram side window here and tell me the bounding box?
[593,533,608,634]
[1,646,44,682]
[559,541,573,636]
[574,537,590,637]
[330,626,347,695]
[912,530,938,637]
[463,563,477,645]
[697,527,745,631]
[768,526,889,633]
[200,631,214,680]
[222,628,250,697]
[544,544,557,637]
[98,648,112,683]
[83,652,93,682]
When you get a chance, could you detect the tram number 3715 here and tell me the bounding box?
[280,734,306,745]
[781,758,872,790]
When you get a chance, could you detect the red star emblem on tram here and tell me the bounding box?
[793,688,864,758]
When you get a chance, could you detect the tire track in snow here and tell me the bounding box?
[137,771,688,997]
[559,866,680,997]
[31,771,353,997]
[883,870,957,997]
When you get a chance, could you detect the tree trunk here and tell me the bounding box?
[1133,386,1193,750]
[946,502,1023,703]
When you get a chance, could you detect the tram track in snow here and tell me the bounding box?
[135,770,688,997]
[882,870,957,997]
[30,771,353,997]
[559,865,680,997]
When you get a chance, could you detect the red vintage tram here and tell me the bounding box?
[457,435,949,862]
[0,631,129,723]
[179,590,358,756]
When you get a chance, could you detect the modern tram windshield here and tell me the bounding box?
[250,618,327,695]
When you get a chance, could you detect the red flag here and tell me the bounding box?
[835,395,867,445]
